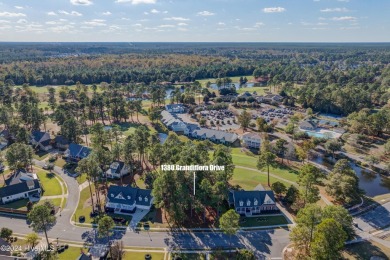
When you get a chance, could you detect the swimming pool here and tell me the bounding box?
[305,131,333,139]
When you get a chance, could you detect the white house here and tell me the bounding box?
[228,190,278,217]
[105,185,153,215]
[242,132,262,149]
[191,128,240,146]
[0,170,41,204]
[31,130,52,151]
[106,161,130,179]
[165,104,185,113]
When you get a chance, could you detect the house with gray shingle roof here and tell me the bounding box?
[105,185,153,215]
[165,104,185,113]
[0,170,41,204]
[228,190,278,217]
[106,161,130,179]
[31,130,52,151]
[191,128,240,146]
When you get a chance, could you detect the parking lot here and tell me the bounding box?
[198,109,240,130]
[253,107,294,124]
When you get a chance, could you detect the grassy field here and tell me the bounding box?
[73,184,95,223]
[36,169,63,196]
[236,86,269,95]
[55,158,67,168]
[123,252,165,260]
[230,148,299,183]
[343,240,390,259]
[231,168,292,190]
[58,246,86,260]
[37,198,62,207]
[76,174,88,185]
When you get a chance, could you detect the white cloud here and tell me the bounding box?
[197,11,215,16]
[164,17,189,21]
[49,24,75,33]
[254,22,264,27]
[178,23,188,26]
[132,23,142,27]
[70,0,93,5]
[158,24,175,28]
[102,11,112,16]
[177,27,188,31]
[217,22,225,26]
[0,20,10,24]
[14,6,24,9]
[115,0,156,4]
[331,16,357,21]
[17,19,27,24]
[0,12,26,17]
[321,8,349,12]
[58,10,83,16]
[263,7,285,13]
[150,9,160,14]
[47,11,57,16]
[84,19,106,26]
[338,0,350,2]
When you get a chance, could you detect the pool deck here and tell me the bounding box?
[300,128,342,139]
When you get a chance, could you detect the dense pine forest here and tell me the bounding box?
[0,43,389,116]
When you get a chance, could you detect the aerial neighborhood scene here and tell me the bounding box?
[0,0,390,260]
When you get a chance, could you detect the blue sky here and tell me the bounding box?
[0,0,389,42]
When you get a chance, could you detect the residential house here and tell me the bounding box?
[30,130,52,151]
[238,91,253,99]
[262,94,284,104]
[0,170,41,204]
[105,185,153,215]
[161,111,200,135]
[165,104,185,113]
[106,161,130,179]
[242,132,262,149]
[228,190,278,217]
[191,128,240,146]
[299,120,317,131]
[64,143,91,162]
[54,135,71,150]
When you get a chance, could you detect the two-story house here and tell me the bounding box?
[242,132,262,149]
[105,185,153,215]
[31,130,52,151]
[228,190,278,217]
[106,161,130,179]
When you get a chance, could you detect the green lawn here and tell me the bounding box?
[74,184,95,223]
[231,168,292,190]
[239,215,288,227]
[123,252,165,260]
[76,174,88,185]
[230,148,299,183]
[36,170,63,196]
[37,198,62,207]
[58,246,86,260]
[55,158,67,168]
[236,86,269,95]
